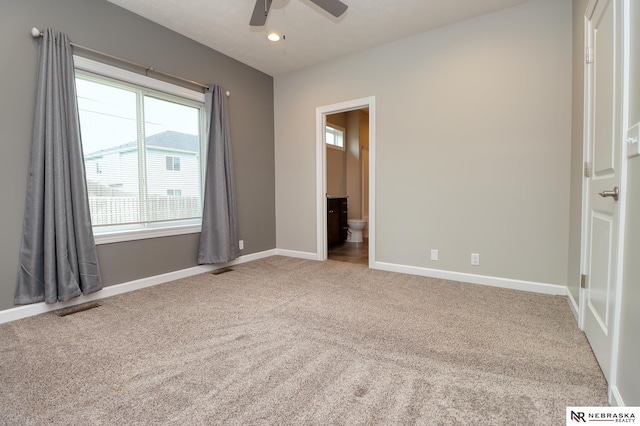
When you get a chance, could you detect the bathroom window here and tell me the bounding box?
[326,125,345,150]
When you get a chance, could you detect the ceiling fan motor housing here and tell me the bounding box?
[250,0,348,26]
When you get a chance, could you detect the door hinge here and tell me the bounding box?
[586,47,593,64]
[584,161,592,178]
[581,274,587,289]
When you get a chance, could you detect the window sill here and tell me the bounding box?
[326,144,345,151]
[93,223,202,245]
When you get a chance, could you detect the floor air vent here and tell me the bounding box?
[211,267,234,275]
[55,302,102,317]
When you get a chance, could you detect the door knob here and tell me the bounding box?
[598,186,619,201]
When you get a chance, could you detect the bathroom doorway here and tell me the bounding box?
[315,97,375,267]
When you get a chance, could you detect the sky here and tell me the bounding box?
[76,77,200,155]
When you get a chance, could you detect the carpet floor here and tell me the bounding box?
[0,256,608,425]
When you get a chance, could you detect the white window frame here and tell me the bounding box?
[74,56,207,245]
[166,156,181,171]
[326,124,345,151]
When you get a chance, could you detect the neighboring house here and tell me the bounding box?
[83,130,201,226]
[84,130,200,198]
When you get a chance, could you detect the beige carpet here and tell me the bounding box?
[0,256,607,425]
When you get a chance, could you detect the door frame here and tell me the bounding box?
[315,97,376,266]
[579,0,630,401]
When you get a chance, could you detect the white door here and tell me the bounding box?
[583,0,623,382]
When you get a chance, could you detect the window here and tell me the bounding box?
[74,57,206,243]
[166,156,181,171]
[326,125,345,150]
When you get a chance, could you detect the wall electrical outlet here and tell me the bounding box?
[431,249,439,261]
[239,240,244,250]
[471,253,480,266]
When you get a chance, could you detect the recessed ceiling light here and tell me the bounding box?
[267,33,280,42]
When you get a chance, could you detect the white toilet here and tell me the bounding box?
[347,219,367,243]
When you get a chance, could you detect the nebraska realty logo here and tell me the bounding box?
[567,407,639,424]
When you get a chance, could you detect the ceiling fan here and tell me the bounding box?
[250,0,348,26]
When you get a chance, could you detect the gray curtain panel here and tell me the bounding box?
[15,29,102,305]
[198,85,240,264]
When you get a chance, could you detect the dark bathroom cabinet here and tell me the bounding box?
[327,197,348,247]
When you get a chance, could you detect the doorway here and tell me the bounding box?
[315,97,376,267]
[326,110,368,264]
[580,0,628,390]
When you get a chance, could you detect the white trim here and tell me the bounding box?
[94,223,201,245]
[2,250,568,326]
[609,385,625,407]
[316,96,376,267]
[567,287,580,322]
[373,262,567,296]
[0,249,277,325]
[579,11,593,330]
[609,0,630,404]
[274,249,319,260]
[316,110,327,262]
[368,102,376,268]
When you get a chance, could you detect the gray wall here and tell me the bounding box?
[0,0,276,311]
[275,0,572,285]
[617,0,640,406]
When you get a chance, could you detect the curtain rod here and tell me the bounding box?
[31,27,230,96]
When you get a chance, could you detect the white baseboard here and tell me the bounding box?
[374,261,566,296]
[1,251,567,324]
[0,249,277,325]
[609,385,625,407]
[274,249,319,260]
[567,286,580,322]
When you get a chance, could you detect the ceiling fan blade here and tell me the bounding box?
[309,0,348,17]
[250,0,273,26]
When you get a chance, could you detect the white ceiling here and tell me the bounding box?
[106,0,533,76]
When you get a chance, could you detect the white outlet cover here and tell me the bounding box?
[431,249,438,261]
[471,253,480,266]
[627,123,640,158]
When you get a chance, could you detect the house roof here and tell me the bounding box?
[85,130,199,158]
